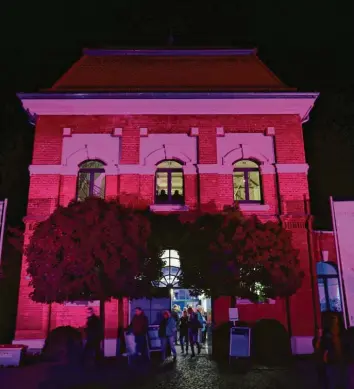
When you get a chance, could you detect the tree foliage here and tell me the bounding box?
[26,197,163,303]
[179,206,304,301]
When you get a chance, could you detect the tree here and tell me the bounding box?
[178,206,304,303]
[25,197,163,337]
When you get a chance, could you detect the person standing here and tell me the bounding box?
[187,307,202,358]
[180,309,189,354]
[171,305,181,345]
[158,310,177,362]
[313,326,326,389]
[83,307,104,366]
[320,314,349,389]
[130,307,149,357]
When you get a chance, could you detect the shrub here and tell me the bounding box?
[251,319,291,366]
[42,326,83,363]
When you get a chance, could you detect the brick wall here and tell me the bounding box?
[16,113,317,343]
[312,231,336,263]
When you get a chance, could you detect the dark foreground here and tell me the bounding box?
[0,352,326,389]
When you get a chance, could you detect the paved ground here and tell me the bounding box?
[0,348,321,389]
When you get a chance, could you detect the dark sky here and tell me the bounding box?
[1,0,354,228]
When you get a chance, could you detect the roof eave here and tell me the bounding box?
[17,92,319,100]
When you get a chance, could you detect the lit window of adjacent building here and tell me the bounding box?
[76,160,106,201]
[316,262,343,313]
[233,160,262,203]
[155,160,184,205]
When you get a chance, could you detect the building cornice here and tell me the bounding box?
[82,48,258,57]
[18,93,319,121]
[18,92,318,100]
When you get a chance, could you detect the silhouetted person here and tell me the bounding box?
[158,310,177,362]
[172,190,183,204]
[319,313,349,389]
[180,309,189,354]
[187,307,202,358]
[171,304,180,345]
[83,307,103,366]
[158,189,168,203]
[130,307,148,357]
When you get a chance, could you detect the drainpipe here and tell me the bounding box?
[271,132,292,338]
[304,195,320,333]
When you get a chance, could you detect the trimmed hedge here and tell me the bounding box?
[251,319,291,366]
[42,326,83,363]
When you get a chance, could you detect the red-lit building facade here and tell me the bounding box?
[14,48,323,356]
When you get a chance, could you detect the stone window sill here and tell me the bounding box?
[239,204,270,212]
[150,204,190,212]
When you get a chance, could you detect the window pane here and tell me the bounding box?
[327,278,342,312]
[317,278,328,312]
[171,172,184,204]
[156,172,168,202]
[157,160,183,168]
[233,172,246,201]
[234,160,258,169]
[77,172,91,201]
[80,160,105,169]
[171,172,184,196]
[248,171,261,201]
[93,172,106,198]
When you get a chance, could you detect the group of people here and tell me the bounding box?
[313,312,354,389]
[130,304,208,361]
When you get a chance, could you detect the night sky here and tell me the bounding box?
[1,0,354,229]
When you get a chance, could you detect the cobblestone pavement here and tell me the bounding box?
[0,350,320,389]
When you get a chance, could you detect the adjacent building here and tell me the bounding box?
[14,48,319,355]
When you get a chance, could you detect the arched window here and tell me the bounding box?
[316,262,342,312]
[233,160,262,203]
[76,160,106,201]
[153,249,181,287]
[155,160,184,205]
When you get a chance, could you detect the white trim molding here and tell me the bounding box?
[19,96,317,120]
[240,204,270,212]
[275,163,309,174]
[13,339,45,351]
[197,164,233,174]
[104,338,118,357]
[260,164,275,174]
[29,164,62,175]
[150,204,190,212]
[291,336,314,355]
[222,144,271,166]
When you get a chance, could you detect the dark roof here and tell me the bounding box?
[49,48,294,92]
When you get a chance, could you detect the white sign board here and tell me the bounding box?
[331,199,354,327]
[229,327,251,358]
[229,308,239,321]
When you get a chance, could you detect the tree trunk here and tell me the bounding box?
[46,303,52,338]
[285,296,292,342]
[117,297,125,355]
[99,300,105,356]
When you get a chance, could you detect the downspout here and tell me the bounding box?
[271,132,293,339]
[304,195,320,333]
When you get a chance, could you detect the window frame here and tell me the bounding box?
[317,262,343,313]
[76,160,106,201]
[154,160,185,205]
[233,159,262,204]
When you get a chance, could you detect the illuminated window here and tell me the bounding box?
[153,249,181,287]
[233,160,262,203]
[155,160,184,205]
[76,160,106,201]
[317,262,342,312]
